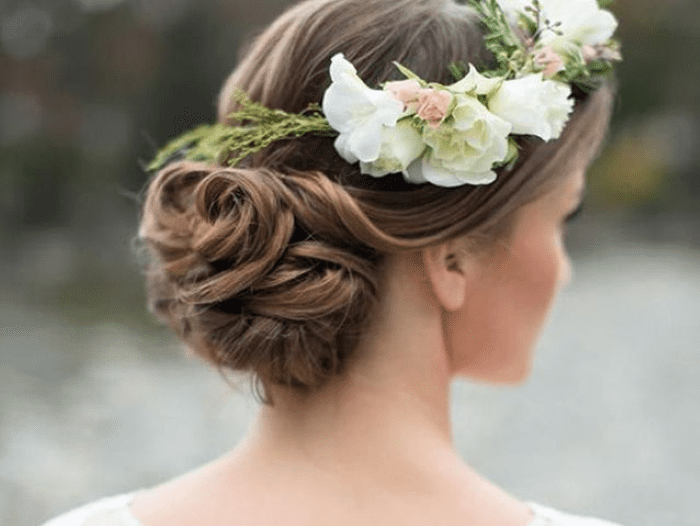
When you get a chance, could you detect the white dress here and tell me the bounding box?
[41,492,623,526]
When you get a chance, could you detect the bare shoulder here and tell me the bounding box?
[129,453,245,526]
[129,454,537,526]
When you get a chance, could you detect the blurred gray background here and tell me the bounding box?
[1,0,699,525]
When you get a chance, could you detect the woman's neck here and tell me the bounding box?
[241,252,460,487]
[130,252,535,526]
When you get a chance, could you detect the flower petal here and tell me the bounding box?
[322,82,369,133]
[368,90,404,126]
[333,134,358,164]
[449,64,503,96]
[347,124,383,163]
[404,159,428,184]
[360,120,425,177]
[323,53,403,133]
[329,53,357,82]
[421,156,497,187]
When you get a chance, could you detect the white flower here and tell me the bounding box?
[360,119,425,177]
[498,0,617,46]
[322,53,404,163]
[532,0,617,47]
[488,73,573,141]
[408,94,512,187]
[496,0,531,20]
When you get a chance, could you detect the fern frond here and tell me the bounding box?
[148,91,335,172]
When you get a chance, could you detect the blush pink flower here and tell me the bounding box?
[416,89,452,128]
[385,80,422,111]
[581,44,621,63]
[534,46,565,77]
[581,44,598,63]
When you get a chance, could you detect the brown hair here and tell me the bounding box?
[139,0,614,404]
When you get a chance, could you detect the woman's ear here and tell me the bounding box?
[422,238,477,312]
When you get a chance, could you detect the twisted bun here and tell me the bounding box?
[140,161,397,399]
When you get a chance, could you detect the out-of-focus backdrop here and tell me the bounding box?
[1,1,699,525]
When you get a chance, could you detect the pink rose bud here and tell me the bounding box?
[385,80,422,111]
[416,89,452,128]
[581,45,598,63]
[534,46,565,77]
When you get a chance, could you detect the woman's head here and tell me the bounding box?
[139,0,614,403]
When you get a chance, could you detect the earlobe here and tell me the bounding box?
[422,240,474,312]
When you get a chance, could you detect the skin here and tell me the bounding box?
[131,166,586,526]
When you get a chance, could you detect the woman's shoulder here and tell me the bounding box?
[41,493,141,526]
[528,502,623,526]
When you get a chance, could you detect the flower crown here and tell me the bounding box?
[149,0,621,187]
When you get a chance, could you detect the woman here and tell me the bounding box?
[44,0,623,524]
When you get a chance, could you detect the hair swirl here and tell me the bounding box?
[141,161,414,399]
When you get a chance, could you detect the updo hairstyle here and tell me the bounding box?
[139,0,614,403]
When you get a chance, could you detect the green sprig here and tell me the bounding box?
[468,0,527,77]
[393,62,426,85]
[148,91,335,172]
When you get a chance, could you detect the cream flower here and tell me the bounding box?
[408,94,512,187]
[488,73,573,141]
[360,119,425,177]
[322,53,404,163]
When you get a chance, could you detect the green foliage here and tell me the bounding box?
[468,0,527,77]
[393,62,426,85]
[449,62,467,82]
[148,91,335,171]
